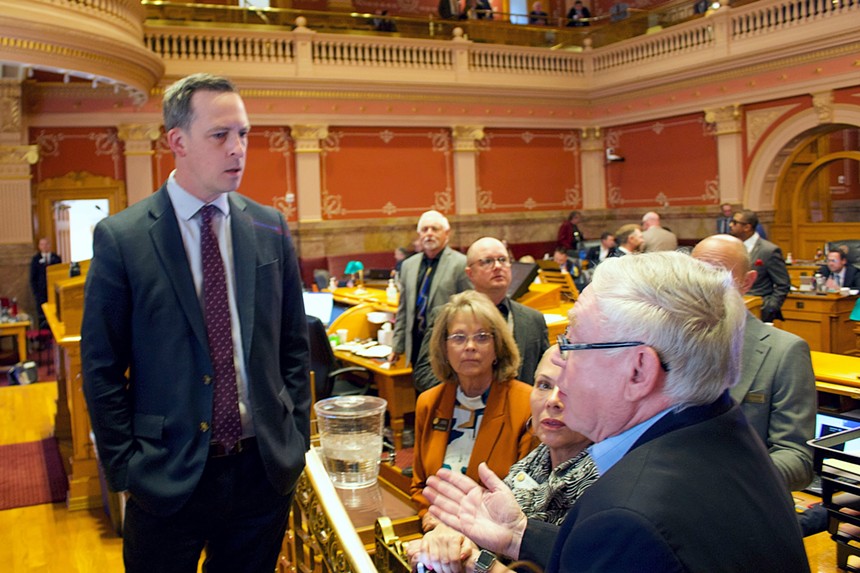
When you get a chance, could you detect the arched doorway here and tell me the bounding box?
[744,107,860,258]
[776,127,860,258]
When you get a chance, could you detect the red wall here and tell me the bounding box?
[321,126,454,219]
[605,114,718,208]
[477,128,582,213]
[31,127,125,184]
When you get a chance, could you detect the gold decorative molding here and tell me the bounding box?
[291,124,329,153]
[0,144,38,165]
[117,123,160,156]
[580,126,603,152]
[745,104,798,153]
[704,104,742,135]
[811,90,834,124]
[452,125,484,152]
[0,80,22,136]
[117,123,160,143]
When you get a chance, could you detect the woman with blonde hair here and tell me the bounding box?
[411,290,534,532]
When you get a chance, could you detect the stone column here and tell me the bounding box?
[452,125,484,216]
[291,124,327,223]
[704,105,743,205]
[0,78,38,244]
[117,123,160,206]
[580,127,606,210]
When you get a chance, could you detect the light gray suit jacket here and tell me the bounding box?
[411,297,549,392]
[729,314,816,491]
[392,245,471,365]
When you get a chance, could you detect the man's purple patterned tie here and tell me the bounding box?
[200,205,242,451]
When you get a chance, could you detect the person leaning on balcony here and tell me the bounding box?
[566,0,591,26]
[465,0,494,19]
[529,1,549,24]
[439,0,463,20]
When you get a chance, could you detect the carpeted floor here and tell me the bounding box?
[0,437,67,510]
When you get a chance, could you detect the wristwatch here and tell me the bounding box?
[474,549,497,573]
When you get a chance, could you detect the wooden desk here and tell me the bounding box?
[332,286,398,313]
[335,350,415,451]
[786,263,820,286]
[811,351,860,405]
[0,319,29,362]
[780,292,859,355]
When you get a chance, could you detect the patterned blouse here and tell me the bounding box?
[503,443,599,525]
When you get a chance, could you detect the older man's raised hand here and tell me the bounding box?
[424,463,528,560]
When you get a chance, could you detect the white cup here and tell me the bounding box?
[378,329,394,346]
[337,328,349,343]
[841,287,850,296]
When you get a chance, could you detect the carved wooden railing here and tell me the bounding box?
[143,0,860,92]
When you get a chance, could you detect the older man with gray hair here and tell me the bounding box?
[411,237,549,392]
[418,252,808,573]
[389,210,471,366]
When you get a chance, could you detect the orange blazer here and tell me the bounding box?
[410,379,535,514]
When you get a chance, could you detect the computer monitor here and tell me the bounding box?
[816,411,860,456]
[303,292,335,327]
[508,261,539,301]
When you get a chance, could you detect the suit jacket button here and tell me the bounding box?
[199,422,210,432]
[203,375,212,385]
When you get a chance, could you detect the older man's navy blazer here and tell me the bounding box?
[519,394,809,572]
[82,186,310,517]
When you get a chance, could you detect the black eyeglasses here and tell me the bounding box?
[728,219,747,226]
[469,256,511,269]
[556,334,671,372]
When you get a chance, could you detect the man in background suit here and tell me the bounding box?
[611,223,643,256]
[412,237,549,392]
[819,248,860,290]
[586,232,616,268]
[418,252,807,573]
[29,237,61,328]
[693,234,815,491]
[729,209,790,323]
[641,211,677,253]
[438,0,461,19]
[716,202,733,234]
[390,210,471,366]
[82,74,310,573]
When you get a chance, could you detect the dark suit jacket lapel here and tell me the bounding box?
[148,187,208,352]
[229,194,255,362]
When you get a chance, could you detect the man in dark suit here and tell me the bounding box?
[390,210,471,367]
[586,231,616,267]
[819,248,860,290]
[611,223,643,256]
[412,237,549,392]
[438,0,461,19]
[418,252,808,573]
[729,209,790,323]
[693,234,815,491]
[566,0,591,26]
[82,74,310,573]
[29,237,61,328]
